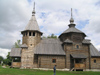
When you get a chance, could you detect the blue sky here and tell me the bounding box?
[0,0,100,58]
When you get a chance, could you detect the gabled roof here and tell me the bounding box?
[34,38,66,55]
[20,44,28,48]
[90,44,100,57]
[82,39,91,44]
[64,39,73,43]
[10,48,21,57]
[71,54,87,58]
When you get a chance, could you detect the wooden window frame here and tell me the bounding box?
[75,44,80,49]
[52,59,56,63]
[94,59,96,63]
[76,45,79,49]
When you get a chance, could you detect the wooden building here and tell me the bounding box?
[10,6,100,71]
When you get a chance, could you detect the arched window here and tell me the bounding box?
[76,45,79,49]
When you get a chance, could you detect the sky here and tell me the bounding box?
[0,0,100,58]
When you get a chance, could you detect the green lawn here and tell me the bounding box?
[0,66,100,75]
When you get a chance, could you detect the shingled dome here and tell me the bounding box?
[59,24,86,37]
[59,8,86,37]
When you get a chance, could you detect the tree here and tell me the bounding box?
[14,40,21,48]
[42,36,46,38]
[3,52,12,66]
[0,56,4,64]
[47,34,57,38]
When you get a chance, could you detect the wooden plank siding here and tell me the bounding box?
[75,63,85,69]
[38,55,65,69]
[12,62,21,67]
[91,58,100,69]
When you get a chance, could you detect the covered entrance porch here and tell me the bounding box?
[70,54,87,71]
[11,57,21,68]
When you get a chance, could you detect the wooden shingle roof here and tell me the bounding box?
[82,39,91,44]
[63,27,84,34]
[10,48,21,57]
[24,15,40,31]
[59,24,86,37]
[71,54,87,58]
[64,39,73,43]
[34,38,66,55]
[21,8,42,34]
[20,44,28,48]
[90,44,100,57]
[10,41,100,57]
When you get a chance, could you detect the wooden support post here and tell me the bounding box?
[11,58,14,68]
[74,59,75,71]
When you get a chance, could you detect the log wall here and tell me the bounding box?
[38,55,65,69]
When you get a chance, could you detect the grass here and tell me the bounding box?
[0,66,100,75]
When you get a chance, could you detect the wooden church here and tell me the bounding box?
[10,4,100,71]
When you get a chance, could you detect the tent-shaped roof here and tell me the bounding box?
[21,6,42,34]
[24,15,40,31]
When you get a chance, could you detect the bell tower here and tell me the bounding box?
[21,2,42,68]
[21,2,42,48]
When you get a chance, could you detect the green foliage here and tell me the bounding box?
[3,52,12,66]
[47,34,57,38]
[42,34,58,39]
[0,56,4,64]
[14,40,21,48]
[42,36,46,38]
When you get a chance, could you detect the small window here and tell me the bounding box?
[29,32,31,36]
[94,59,96,63]
[52,59,56,63]
[33,32,35,36]
[76,45,79,49]
[30,44,32,46]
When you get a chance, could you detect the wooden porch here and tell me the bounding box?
[70,54,87,71]
[12,62,21,68]
[11,57,21,68]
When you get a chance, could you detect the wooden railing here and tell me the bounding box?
[75,63,85,69]
[12,62,21,67]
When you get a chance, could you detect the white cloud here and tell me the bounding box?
[0,0,100,58]
[0,48,10,58]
